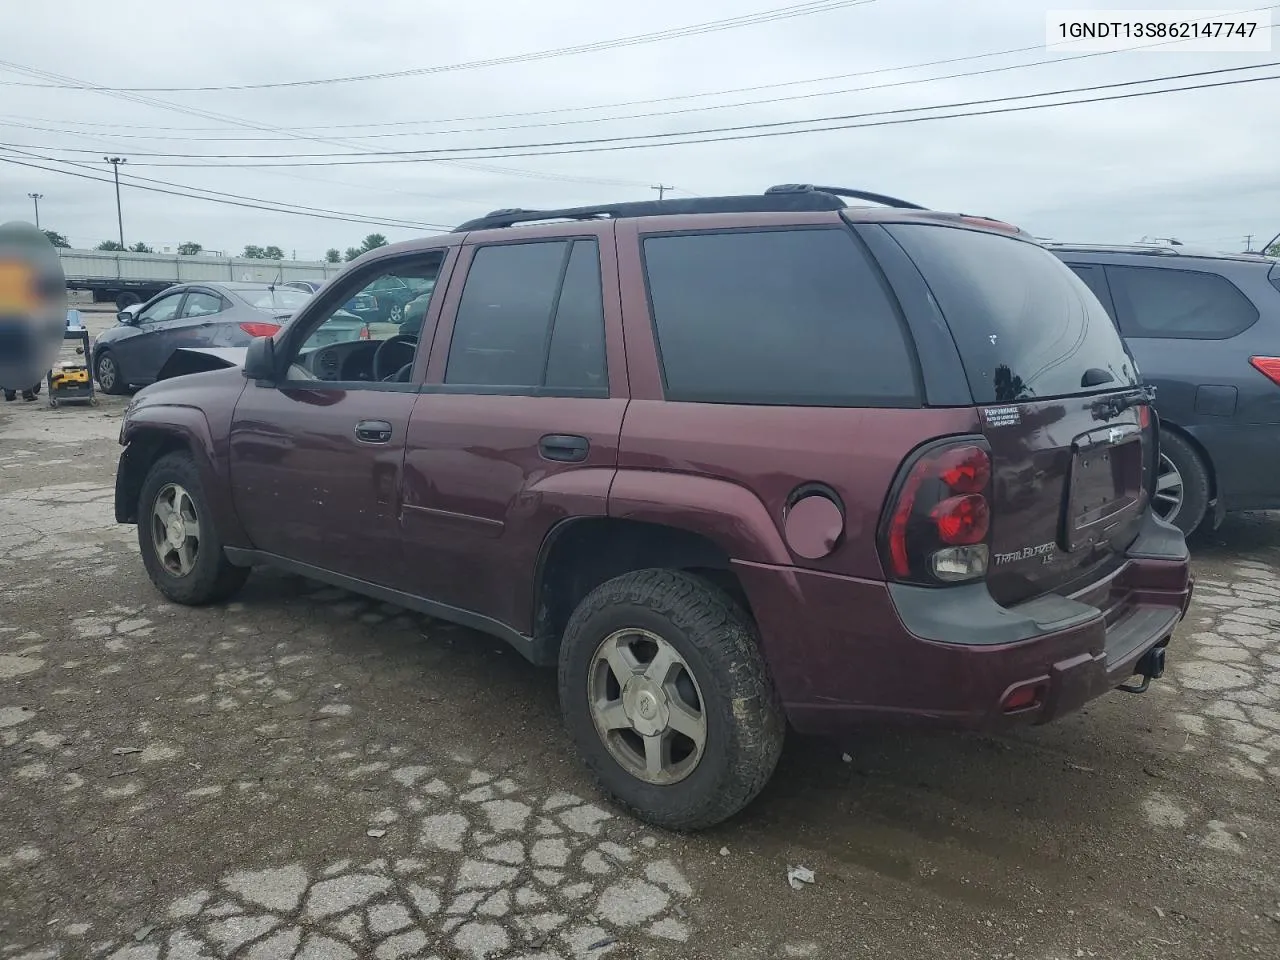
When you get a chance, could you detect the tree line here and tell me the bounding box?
[39,230,391,261]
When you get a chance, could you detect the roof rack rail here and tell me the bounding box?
[451,184,926,232]
[1040,241,1182,257]
[763,184,926,209]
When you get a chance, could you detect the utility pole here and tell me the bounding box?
[1245,234,1254,252]
[103,156,127,248]
[651,184,674,201]
[27,193,43,229]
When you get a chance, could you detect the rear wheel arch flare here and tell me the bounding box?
[532,517,748,654]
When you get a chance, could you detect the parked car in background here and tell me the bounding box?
[285,279,380,332]
[113,186,1191,830]
[91,282,314,394]
[1048,243,1280,535]
[397,279,436,338]
[356,274,433,324]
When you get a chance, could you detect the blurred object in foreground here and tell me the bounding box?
[0,221,68,393]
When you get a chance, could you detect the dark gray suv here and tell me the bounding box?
[1048,243,1280,535]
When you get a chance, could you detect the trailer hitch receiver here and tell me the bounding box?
[1118,644,1167,695]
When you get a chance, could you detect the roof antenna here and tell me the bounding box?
[268,259,283,311]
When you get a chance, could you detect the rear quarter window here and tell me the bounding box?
[1104,264,1259,339]
[887,224,1138,404]
[641,227,919,407]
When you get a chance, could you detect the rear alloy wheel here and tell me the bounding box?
[138,452,250,605]
[559,569,785,831]
[95,352,127,395]
[1152,429,1210,536]
[387,303,404,324]
[589,627,708,785]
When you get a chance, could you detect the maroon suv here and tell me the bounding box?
[114,185,1194,830]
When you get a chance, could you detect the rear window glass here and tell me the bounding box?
[642,228,918,407]
[1105,265,1259,339]
[888,225,1138,403]
[242,288,311,311]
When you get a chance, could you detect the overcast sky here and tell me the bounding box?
[0,0,1275,259]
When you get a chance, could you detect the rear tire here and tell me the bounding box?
[137,452,250,605]
[1154,429,1211,536]
[95,351,128,395]
[558,569,785,831]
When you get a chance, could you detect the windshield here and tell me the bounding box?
[887,224,1138,403]
[243,288,311,312]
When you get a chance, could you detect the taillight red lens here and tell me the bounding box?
[1137,404,1151,428]
[239,322,281,338]
[1250,356,1280,386]
[887,471,924,578]
[882,441,992,584]
[931,494,990,545]
[936,446,991,494]
[360,326,371,340]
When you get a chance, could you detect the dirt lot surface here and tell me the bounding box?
[2,315,1279,960]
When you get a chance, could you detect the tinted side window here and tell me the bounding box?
[642,228,917,406]
[1105,265,1259,339]
[445,240,607,394]
[888,225,1137,403]
[544,241,607,391]
[180,291,223,318]
[139,293,184,324]
[1066,265,1116,322]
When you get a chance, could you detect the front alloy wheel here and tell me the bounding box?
[136,451,249,605]
[589,627,708,785]
[151,483,200,577]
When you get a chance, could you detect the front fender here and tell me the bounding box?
[116,405,250,547]
[607,469,791,565]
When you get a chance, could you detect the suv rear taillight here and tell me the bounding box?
[880,439,993,585]
[1250,356,1280,386]
[239,322,281,338]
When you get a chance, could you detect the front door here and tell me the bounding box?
[228,251,452,588]
[402,228,627,633]
[152,288,227,370]
[119,289,185,384]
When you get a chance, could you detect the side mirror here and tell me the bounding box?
[243,335,278,382]
[118,309,139,324]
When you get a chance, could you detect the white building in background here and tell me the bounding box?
[146,242,226,256]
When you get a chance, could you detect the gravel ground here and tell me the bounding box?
[2,314,1279,959]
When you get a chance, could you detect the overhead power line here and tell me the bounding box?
[46,66,1276,170]
[6,17,1277,147]
[0,1,878,92]
[0,59,656,192]
[12,62,1274,165]
[0,153,452,230]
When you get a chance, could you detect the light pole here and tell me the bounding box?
[104,156,126,248]
[27,193,42,229]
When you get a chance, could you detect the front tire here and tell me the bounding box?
[95,352,128,395]
[558,569,785,831]
[137,452,250,605]
[1153,429,1211,536]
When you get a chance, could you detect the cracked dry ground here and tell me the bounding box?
[2,396,1280,960]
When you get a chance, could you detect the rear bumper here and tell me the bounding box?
[735,510,1193,735]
